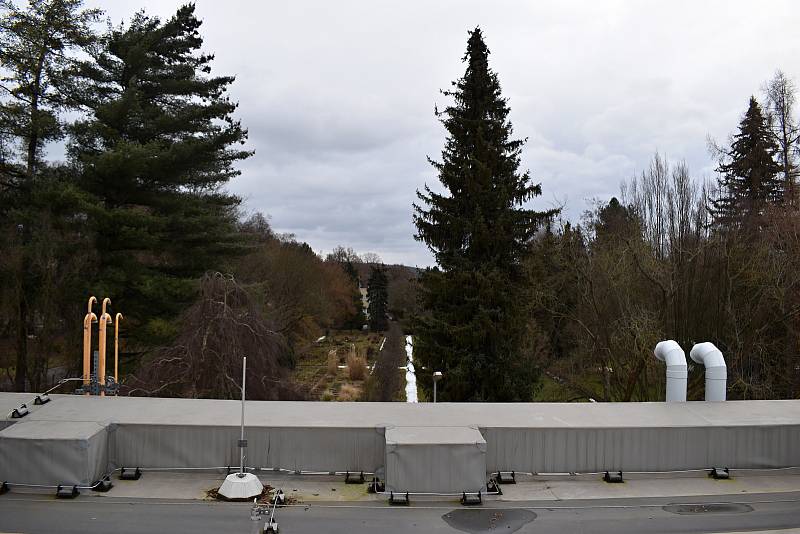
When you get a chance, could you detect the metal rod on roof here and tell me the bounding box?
[240,356,246,476]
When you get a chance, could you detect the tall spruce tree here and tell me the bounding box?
[68,4,250,343]
[0,0,100,390]
[367,265,388,331]
[711,97,782,228]
[413,28,555,401]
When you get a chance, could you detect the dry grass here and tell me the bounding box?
[326,350,339,376]
[338,383,361,401]
[346,353,367,380]
[289,330,385,400]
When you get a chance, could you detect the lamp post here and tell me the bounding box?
[433,371,442,403]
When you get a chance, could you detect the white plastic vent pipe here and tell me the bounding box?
[689,342,727,401]
[653,340,687,402]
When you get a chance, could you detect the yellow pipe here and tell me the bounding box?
[98,311,112,397]
[101,297,110,317]
[83,296,97,395]
[82,312,97,396]
[114,313,123,383]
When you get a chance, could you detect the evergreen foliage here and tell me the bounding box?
[413,28,556,401]
[711,96,782,228]
[367,265,388,331]
[0,0,100,390]
[68,4,251,342]
[0,0,100,179]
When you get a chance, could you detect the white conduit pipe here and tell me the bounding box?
[689,342,727,401]
[653,340,687,402]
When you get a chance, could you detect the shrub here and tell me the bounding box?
[327,351,339,376]
[347,354,367,380]
[338,383,360,401]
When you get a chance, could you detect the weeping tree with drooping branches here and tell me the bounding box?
[124,272,304,400]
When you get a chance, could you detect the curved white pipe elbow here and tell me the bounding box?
[654,340,687,402]
[689,342,727,401]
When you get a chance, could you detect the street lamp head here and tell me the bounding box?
[433,371,443,382]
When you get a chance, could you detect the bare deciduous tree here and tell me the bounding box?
[764,70,800,206]
[124,273,304,400]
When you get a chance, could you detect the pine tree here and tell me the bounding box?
[367,265,388,331]
[0,0,100,390]
[711,97,782,228]
[413,28,556,401]
[68,5,251,343]
[343,260,366,329]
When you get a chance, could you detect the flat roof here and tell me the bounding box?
[1,419,105,440]
[2,393,799,429]
[385,425,485,445]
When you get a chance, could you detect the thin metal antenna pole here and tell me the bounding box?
[240,356,246,475]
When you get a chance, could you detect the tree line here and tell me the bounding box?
[413,27,799,402]
[3,4,796,402]
[0,1,404,396]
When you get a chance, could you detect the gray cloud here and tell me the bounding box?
[87,0,800,265]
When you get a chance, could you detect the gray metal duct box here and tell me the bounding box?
[384,425,486,493]
[0,420,108,486]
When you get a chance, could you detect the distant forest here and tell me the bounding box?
[414,28,800,402]
[1,2,798,401]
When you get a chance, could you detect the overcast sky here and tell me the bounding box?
[86,0,800,266]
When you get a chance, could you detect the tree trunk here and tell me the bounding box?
[13,50,46,393]
[14,297,28,392]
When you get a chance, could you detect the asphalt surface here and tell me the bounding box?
[1,492,800,533]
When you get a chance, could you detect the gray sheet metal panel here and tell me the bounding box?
[483,425,800,473]
[112,425,239,469]
[86,424,109,483]
[385,443,486,493]
[112,425,386,472]
[384,426,486,493]
[0,421,107,486]
[255,426,386,472]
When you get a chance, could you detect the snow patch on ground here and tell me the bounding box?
[404,335,418,403]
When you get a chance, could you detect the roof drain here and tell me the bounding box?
[690,342,727,401]
[654,340,687,402]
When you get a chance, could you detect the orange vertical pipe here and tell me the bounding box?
[82,312,97,395]
[98,312,112,396]
[98,298,111,397]
[114,313,123,383]
[83,296,97,395]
